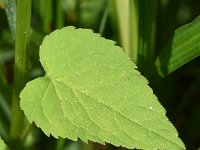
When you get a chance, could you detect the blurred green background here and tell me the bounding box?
[0,0,200,149]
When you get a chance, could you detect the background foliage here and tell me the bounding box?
[0,0,200,150]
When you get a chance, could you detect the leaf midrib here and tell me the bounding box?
[50,78,183,149]
[52,79,130,147]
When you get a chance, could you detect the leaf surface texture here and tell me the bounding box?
[20,27,185,150]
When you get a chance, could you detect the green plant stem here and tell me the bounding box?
[20,123,33,142]
[114,0,131,57]
[40,0,52,33]
[130,0,138,63]
[9,0,31,148]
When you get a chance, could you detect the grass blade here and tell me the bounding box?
[0,94,10,143]
[130,0,138,63]
[4,0,16,39]
[0,93,11,122]
[151,15,200,81]
[137,0,158,74]
[39,0,53,33]
[113,0,131,57]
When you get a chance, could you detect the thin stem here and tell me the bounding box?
[9,0,31,148]
[114,0,131,57]
[130,0,138,63]
[40,0,53,33]
[20,123,33,142]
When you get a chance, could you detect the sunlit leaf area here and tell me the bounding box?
[0,0,200,150]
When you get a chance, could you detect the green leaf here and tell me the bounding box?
[0,138,8,150]
[113,0,132,57]
[151,15,200,80]
[137,0,157,73]
[20,27,185,150]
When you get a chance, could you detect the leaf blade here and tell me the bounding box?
[151,15,200,80]
[20,27,185,150]
[0,137,8,150]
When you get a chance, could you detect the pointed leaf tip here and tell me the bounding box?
[20,27,185,150]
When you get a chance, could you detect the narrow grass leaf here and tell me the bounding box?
[4,0,16,39]
[152,15,200,80]
[113,0,131,57]
[20,27,185,150]
[137,0,157,73]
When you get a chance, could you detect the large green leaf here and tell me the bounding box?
[20,27,185,150]
[0,138,8,150]
[151,15,200,80]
